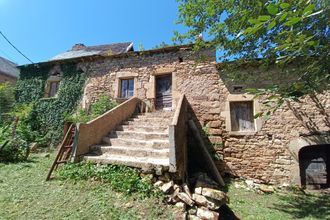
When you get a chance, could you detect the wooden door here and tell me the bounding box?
[156,74,172,109]
[300,145,329,188]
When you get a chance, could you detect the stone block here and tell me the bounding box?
[192,193,223,210]
[161,181,173,193]
[201,188,228,203]
[196,207,219,220]
[177,192,195,206]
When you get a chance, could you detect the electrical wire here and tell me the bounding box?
[0,30,33,64]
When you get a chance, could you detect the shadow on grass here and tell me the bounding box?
[273,191,330,219]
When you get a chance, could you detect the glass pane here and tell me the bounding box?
[121,79,134,98]
[121,80,128,98]
[128,79,134,97]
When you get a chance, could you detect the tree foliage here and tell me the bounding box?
[175,0,329,102]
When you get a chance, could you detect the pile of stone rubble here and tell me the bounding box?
[148,171,229,220]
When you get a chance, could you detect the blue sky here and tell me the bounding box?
[0,0,187,65]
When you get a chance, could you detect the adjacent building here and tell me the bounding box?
[0,56,19,83]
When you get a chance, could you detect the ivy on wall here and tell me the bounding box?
[17,63,87,146]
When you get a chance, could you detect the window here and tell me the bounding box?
[49,81,60,97]
[230,101,255,131]
[120,78,134,98]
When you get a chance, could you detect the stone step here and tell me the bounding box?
[122,120,170,127]
[109,130,168,141]
[90,145,169,158]
[128,117,172,124]
[116,125,168,133]
[83,154,170,168]
[141,111,174,116]
[102,137,169,149]
[131,114,173,120]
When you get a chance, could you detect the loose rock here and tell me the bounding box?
[161,181,173,193]
[183,183,192,198]
[194,186,203,195]
[201,188,228,203]
[177,192,195,206]
[196,207,219,220]
[259,185,275,193]
[153,180,163,188]
[175,201,186,211]
[192,193,223,210]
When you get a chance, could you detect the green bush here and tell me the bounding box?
[90,94,117,116]
[0,82,15,124]
[57,162,161,198]
[0,124,29,163]
[65,94,117,123]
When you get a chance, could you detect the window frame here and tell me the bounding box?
[229,101,255,132]
[48,81,60,98]
[44,75,61,98]
[221,94,262,136]
[119,78,134,99]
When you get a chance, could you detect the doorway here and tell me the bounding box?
[155,74,172,109]
[299,144,329,189]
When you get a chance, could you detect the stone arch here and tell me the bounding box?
[288,134,330,185]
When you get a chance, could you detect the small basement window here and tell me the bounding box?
[230,101,255,131]
[120,78,134,98]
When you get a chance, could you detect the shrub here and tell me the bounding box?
[57,162,161,198]
[0,82,15,124]
[0,123,29,163]
[66,94,117,123]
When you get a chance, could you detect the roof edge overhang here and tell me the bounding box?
[19,43,196,70]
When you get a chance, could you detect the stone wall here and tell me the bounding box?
[43,46,329,185]
[215,77,330,184]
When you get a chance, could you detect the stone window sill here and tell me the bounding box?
[115,97,129,103]
[229,131,257,136]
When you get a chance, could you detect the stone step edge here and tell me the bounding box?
[84,154,170,166]
[117,125,169,130]
[110,130,169,136]
[91,145,170,153]
[103,137,169,144]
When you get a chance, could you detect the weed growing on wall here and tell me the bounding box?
[65,94,117,123]
[16,63,87,146]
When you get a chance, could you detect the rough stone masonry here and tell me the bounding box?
[39,44,330,185]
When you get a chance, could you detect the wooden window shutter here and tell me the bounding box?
[230,101,255,131]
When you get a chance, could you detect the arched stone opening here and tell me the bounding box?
[299,144,329,189]
[288,134,330,188]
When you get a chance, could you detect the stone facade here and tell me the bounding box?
[39,45,329,185]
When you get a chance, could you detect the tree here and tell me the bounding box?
[174,0,329,111]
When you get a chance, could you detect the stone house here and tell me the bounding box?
[18,42,329,188]
[0,56,19,83]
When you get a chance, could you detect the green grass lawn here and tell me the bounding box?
[226,180,330,220]
[1,153,329,220]
[0,153,175,220]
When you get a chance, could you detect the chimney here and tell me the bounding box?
[72,43,86,51]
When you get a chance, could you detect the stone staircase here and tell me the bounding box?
[84,111,174,170]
